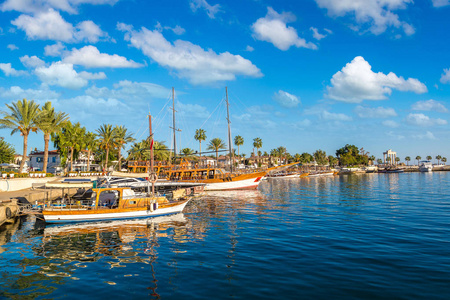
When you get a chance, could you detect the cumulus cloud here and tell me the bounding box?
[189,0,221,19]
[273,90,300,108]
[432,0,450,7]
[310,27,331,40]
[440,68,450,84]
[20,55,45,68]
[327,56,427,102]
[315,0,415,36]
[63,46,143,68]
[0,85,60,100]
[386,131,405,140]
[322,110,352,121]
[413,131,436,140]
[0,63,27,76]
[382,120,399,128]
[252,7,317,51]
[12,9,108,43]
[155,22,185,35]
[35,61,105,89]
[86,80,171,101]
[354,105,397,118]
[177,101,210,119]
[411,99,448,113]
[7,44,18,50]
[119,24,262,84]
[406,113,447,127]
[1,0,118,14]
[44,42,66,56]
[245,45,254,52]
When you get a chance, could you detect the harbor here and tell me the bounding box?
[1,172,450,299]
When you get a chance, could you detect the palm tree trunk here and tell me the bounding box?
[19,133,28,173]
[87,150,91,171]
[117,147,122,171]
[43,133,50,173]
[105,148,109,171]
[238,146,240,163]
[216,149,218,167]
[70,147,74,172]
[199,141,202,166]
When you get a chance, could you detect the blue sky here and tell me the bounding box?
[1,0,450,161]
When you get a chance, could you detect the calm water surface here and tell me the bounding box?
[1,172,449,299]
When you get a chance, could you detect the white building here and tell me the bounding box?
[29,150,61,173]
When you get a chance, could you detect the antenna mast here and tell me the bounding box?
[226,87,234,173]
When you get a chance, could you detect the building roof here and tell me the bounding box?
[29,150,59,156]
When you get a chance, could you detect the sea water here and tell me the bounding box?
[0,172,449,299]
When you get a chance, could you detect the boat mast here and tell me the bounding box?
[170,87,181,162]
[149,113,155,195]
[226,87,234,173]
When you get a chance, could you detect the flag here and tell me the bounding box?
[150,139,154,150]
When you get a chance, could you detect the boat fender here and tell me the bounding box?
[149,203,154,212]
[153,203,158,211]
[5,207,12,219]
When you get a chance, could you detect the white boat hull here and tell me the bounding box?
[204,177,263,191]
[43,201,189,223]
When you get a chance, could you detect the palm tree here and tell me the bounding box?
[294,153,301,162]
[181,148,195,160]
[234,135,244,163]
[442,157,447,164]
[0,99,41,173]
[114,125,135,171]
[377,158,382,165]
[207,138,226,166]
[426,155,432,161]
[395,157,400,165]
[37,101,69,173]
[84,131,97,172]
[436,155,442,165]
[0,137,15,163]
[194,129,207,164]
[253,137,262,166]
[96,124,118,171]
[416,156,421,165]
[277,146,287,165]
[405,156,411,166]
[52,122,86,172]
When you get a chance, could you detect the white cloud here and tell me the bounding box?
[315,0,415,36]
[440,68,450,84]
[432,0,450,7]
[310,27,331,40]
[406,113,447,127]
[292,119,312,128]
[155,22,186,35]
[189,0,221,19]
[7,44,18,50]
[322,110,352,121]
[0,85,60,100]
[74,20,108,43]
[63,46,143,68]
[86,80,171,101]
[119,25,262,85]
[0,63,27,76]
[273,90,300,108]
[245,45,254,52]
[411,99,448,113]
[35,61,104,89]
[177,101,210,119]
[412,131,436,140]
[20,55,45,68]
[386,131,405,140]
[327,56,427,103]
[382,120,399,128]
[252,7,317,51]
[44,42,66,56]
[1,0,118,14]
[354,105,397,118]
[12,9,107,43]
[59,95,129,120]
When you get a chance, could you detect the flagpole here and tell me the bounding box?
[149,113,155,195]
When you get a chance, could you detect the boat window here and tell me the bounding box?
[209,170,214,179]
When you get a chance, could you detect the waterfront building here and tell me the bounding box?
[28,150,60,172]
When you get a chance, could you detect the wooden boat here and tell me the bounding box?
[42,186,190,223]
